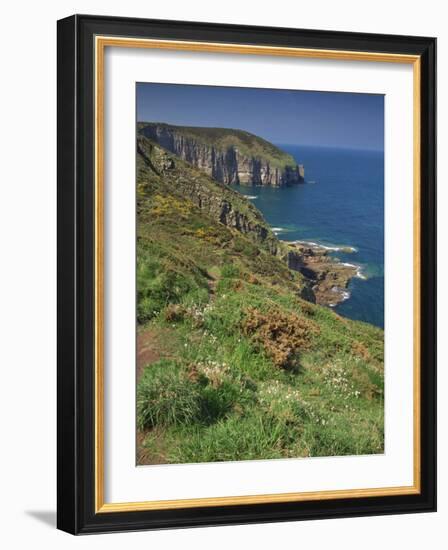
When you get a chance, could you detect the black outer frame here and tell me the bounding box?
[57,14,436,535]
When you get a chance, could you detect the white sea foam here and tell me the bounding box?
[330,289,351,303]
[272,227,285,233]
[340,290,351,301]
[340,263,367,280]
[355,267,367,280]
[288,239,357,253]
[246,195,258,199]
[319,244,358,253]
[286,240,367,281]
[289,240,318,247]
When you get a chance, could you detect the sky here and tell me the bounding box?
[137,83,384,151]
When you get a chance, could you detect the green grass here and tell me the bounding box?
[137,360,201,429]
[157,414,299,463]
[135,138,384,464]
[137,275,384,462]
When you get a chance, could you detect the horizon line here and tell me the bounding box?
[137,120,383,153]
[276,142,384,153]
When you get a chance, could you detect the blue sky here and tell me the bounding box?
[137,83,384,151]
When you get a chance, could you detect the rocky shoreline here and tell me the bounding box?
[283,240,365,307]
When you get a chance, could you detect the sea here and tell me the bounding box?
[230,145,384,328]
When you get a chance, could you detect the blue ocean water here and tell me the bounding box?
[231,145,384,328]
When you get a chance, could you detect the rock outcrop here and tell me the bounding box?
[138,122,304,187]
[282,241,359,307]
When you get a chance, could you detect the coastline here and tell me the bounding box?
[281,239,365,308]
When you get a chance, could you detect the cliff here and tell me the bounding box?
[138,122,304,187]
[137,135,280,255]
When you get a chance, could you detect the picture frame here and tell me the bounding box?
[57,14,436,534]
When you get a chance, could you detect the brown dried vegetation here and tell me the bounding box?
[242,306,320,369]
[164,303,186,322]
[351,340,371,361]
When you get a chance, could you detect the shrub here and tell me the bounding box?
[216,278,236,294]
[150,193,194,219]
[221,263,240,278]
[245,273,260,285]
[299,300,316,316]
[189,360,258,424]
[137,262,197,323]
[242,306,320,369]
[164,303,186,322]
[137,360,201,429]
[351,340,371,361]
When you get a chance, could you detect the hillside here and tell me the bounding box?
[138,122,305,186]
[136,136,384,464]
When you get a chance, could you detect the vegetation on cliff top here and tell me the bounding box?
[136,137,384,464]
[137,134,281,254]
[138,121,299,170]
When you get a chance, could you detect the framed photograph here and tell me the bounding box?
[57,14,436,534]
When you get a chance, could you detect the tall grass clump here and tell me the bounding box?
[137,359,201,429]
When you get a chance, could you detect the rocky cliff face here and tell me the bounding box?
[139,123,304,187]
[137,135,279,255]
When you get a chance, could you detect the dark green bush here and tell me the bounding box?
[220,263,240,279]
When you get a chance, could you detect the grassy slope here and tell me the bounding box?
[138,122,298,170]
[136,138,384,464]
